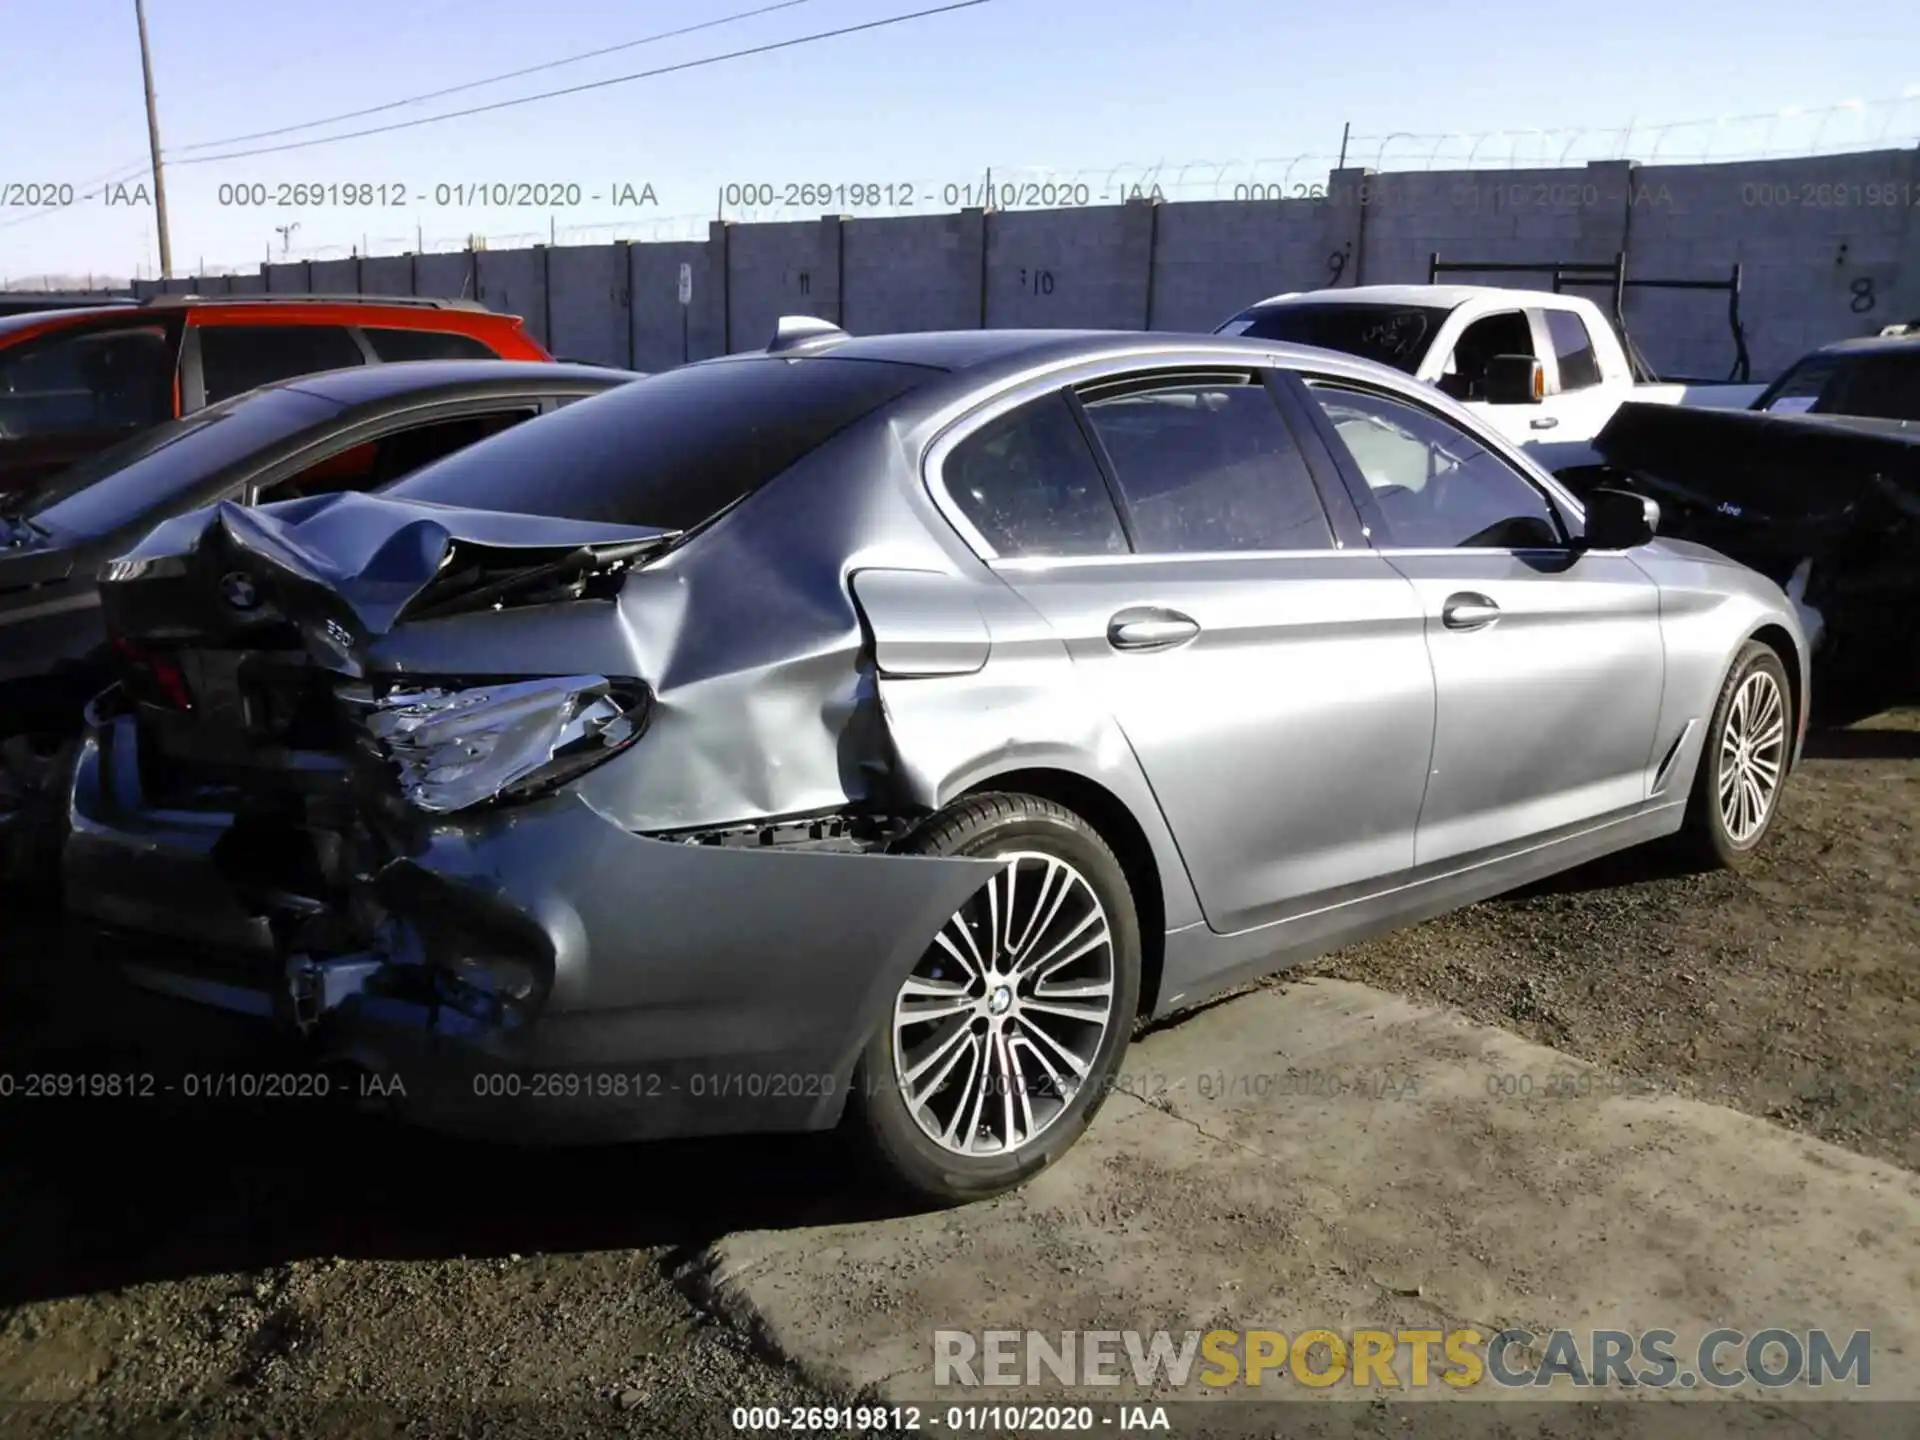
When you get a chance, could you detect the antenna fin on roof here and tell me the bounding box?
[767,315,846,353]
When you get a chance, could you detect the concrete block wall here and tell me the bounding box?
[123,145,1920,381]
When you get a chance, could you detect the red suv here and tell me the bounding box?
[0,295,550,498]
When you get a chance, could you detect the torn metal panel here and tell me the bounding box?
[103,493,676,652]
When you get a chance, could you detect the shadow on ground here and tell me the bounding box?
[0,918,920,1309]
[1804,725,1920,761]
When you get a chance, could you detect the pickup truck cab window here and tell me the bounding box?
[1437,310,1535,402]
[1543,309,1603,391]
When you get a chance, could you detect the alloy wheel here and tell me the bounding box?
[890,850,1117,1157]
[1717,668,1787,844]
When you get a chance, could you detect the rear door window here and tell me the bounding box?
[198,324,367,403]
[0,322,175,437]
[383,356,936,529]
[1079,379,1334,553]
[362,328,501,362]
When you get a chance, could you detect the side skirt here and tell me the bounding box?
[1151,801,1685,1020]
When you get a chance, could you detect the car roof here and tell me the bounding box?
[0,294,520,343]
[1238,284,1552,311]
[1805,331,1920,358]
[272,359,639,406]
[699,328,1426,416]
[716,327,1369,374]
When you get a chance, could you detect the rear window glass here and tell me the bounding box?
[1758,350,1920,421]
[384,356,936,529]
[1219,303,1452,373]
[30,388,338,537]
[363,328,500,362]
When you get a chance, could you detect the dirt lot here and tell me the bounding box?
[0,706,1914,1436]
[1301,704,1920,1171]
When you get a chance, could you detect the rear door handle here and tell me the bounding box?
[1441,592,1500,630]
[1108,607,1200,652]
[1529,416,1559,430]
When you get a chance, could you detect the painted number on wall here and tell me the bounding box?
[1850,276,1875,313]
[1328,241,1353,285]
[1019,268,1055,296]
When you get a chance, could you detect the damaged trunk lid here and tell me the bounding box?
[97,489,677,826]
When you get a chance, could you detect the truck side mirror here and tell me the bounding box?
[1481,354,1544,404]
[1580,488,1661,550]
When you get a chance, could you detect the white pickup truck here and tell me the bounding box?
[1217,284,1767,476]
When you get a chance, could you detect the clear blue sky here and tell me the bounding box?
[3,0,1916,282]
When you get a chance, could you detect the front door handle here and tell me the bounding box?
[1529,416,1559,430]
[1441,592,1501,630]
[1108,607,1200,652]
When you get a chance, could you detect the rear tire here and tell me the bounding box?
[846,793,1141,1207]
[1674,640,1792,871]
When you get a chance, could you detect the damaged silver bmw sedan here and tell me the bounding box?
[62,321,1809,1203]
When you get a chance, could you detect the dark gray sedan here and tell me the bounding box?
[1,360,640,881]
[62,322,1807,1204]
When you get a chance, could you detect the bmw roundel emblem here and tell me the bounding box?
[219,571,260,610]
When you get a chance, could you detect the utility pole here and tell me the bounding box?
[133,0,173,279]
[1337,121,1351,171]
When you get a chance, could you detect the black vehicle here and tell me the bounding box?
[1750,327,1920,421]
[1594,330,1920,722]
[0,359,643,882]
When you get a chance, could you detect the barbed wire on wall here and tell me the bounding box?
[23,89,1920,282]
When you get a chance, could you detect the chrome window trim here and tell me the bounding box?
[988,548,1381,574]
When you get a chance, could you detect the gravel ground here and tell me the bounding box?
[1299,705,1920,1170]
[0,706,1913,1435]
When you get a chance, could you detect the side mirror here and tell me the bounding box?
[1480,354,1544,404]
[1580,487,1660,550]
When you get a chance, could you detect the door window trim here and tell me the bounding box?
[232,395,554,504]
[1294,373,1580,553]
[922,362,1357,568]
[185,319,372,410]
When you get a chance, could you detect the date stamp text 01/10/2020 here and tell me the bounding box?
[214,181,662,209]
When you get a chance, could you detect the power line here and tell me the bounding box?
[168,0,830,153]
[6,0,836,224]
[169,0,998,166]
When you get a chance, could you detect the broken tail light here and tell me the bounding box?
[110,635,193,710]
[340,674,650,814]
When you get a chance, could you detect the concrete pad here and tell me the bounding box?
[707,979,1920,1415]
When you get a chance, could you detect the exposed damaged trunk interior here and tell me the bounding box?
[87,494,690,1014]
[1594,402,1920,715]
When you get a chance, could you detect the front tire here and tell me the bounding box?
[846,793,1142,1206]
[1675,640,1792,870]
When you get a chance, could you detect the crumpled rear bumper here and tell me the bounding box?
[61,713,997,1143]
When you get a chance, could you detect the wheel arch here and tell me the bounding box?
[1747,622,1804,770]
[955,766,1171,1020]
